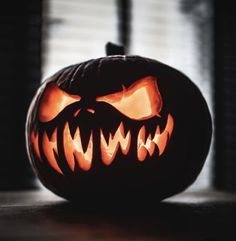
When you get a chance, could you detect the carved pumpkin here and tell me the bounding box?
[26,55,212,202]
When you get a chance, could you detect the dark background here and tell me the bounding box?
[0,1,42,189]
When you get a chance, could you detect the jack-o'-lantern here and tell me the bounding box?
[26,54,212,202]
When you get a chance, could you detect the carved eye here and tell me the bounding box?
[96,76,163,120]
[38,83,81,122]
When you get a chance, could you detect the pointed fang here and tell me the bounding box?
[137,113,174,161]
[63,122,93,171]
[100,122,131,165]
[42,128,63,174]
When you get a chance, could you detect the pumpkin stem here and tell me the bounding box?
[105,42,125,56]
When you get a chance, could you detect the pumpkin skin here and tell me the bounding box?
[26,55,212,202]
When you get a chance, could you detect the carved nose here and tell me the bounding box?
[87,108,95,114]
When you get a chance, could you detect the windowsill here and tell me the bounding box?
[1,188,236,206]
[0,188,236,241]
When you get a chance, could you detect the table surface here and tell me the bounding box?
[0,188,236,241]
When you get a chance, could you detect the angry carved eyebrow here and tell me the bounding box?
[38,83,81,122]
[96,76,163,120]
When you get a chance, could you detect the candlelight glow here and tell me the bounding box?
[96,76,163,120]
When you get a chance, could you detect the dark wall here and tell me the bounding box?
[0,1,42,189]
[214,1,236,190]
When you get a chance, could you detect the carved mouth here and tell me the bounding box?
[30,114,174,175]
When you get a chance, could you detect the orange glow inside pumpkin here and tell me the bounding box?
[31,76,175,175]
[63,122,93,171]
[96,76,163,120]
[100,122,131,165]
[42,128,63,174]
[39,83,81,122]
[137,114,174,161]
[31,114,174,175]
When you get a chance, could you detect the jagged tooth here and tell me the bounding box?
[149,141,156,156]
[87,131,93,153]
[146,134,156,156]
[100,129,105,144]
[63,122,76,172]
[73,126,81,141]
[74,152,85,169]
[137,146,147,161]
[165,114,174,137]
[138,125,146,143]
[122,130,131,155]
[119,121,125,136]
[109,132,113,141]
[100,129,116,165]
[157,131,168,156]
[74,131,93,171]
[42,128,63,174]
[136,116,173,161]
[100,121,132,165]
[159,115,169,133]
[147,133,152,141]
[137,126,147,161]
[65,123,93,172]
[145,133,156,157]
[52,127,57,142]
[155,125,160,135]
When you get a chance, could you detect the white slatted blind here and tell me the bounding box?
[43,0,117,77]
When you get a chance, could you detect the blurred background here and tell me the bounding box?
[0,0,235,192]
